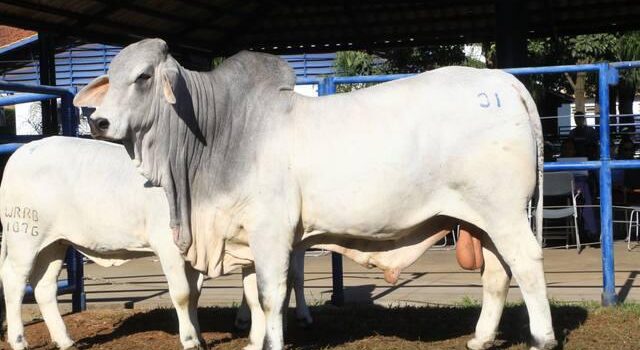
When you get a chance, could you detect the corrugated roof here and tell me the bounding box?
[0,0,637,56]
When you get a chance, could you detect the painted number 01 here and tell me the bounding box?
[477,92,501,108]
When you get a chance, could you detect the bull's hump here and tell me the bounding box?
[222,51,296,92]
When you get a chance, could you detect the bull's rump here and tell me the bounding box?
[291,66,537,237]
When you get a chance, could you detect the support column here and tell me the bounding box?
[494,0,528,68]
[38,32,58,135]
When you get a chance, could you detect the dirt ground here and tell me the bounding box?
[2,302,639,350]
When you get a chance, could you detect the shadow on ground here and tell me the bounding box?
[73,303,588,349]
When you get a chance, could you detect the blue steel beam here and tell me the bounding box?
[611,61,640,69]
[544,161,601,171]
[0,93,57,107]
[598,63,616,306]
[609,160,640,169]
[0,143,23,155]
[333,74,413,85]
[296,77,322,85]
[0,80,74,98]
[24,280,75,295]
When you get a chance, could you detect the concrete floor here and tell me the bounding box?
[41,241,640,312]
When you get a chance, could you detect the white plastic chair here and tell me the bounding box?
[430,225,458,250]
[542,172,581,251]
[627,207,640,251]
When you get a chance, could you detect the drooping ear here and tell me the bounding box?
[160,60,179,105]
[73,75,109,107]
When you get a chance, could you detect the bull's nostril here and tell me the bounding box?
[95,118,110,130]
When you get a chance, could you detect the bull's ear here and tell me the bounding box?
[161,64,178,105]
[74,75,109,107]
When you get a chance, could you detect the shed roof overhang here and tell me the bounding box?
[0,0,638,58]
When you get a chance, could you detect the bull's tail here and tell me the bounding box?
[512,80,544,245]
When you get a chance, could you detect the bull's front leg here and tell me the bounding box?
[248,221,294,350]
[30,244,75,350]
[156,247,204,350]
[240,266,265,350]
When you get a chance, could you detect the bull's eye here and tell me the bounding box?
[135,73,152,83]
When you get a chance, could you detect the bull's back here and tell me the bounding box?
[0,137,168,251]
[291,66,537,236]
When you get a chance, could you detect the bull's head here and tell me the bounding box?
[73,38,179,140]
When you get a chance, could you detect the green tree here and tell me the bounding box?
[333,51,384,92]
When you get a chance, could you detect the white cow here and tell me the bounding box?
[75,39,557,350]
[0,136,310,350]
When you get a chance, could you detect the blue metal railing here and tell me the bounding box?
[298,60,640,307]
[0,81,85,312]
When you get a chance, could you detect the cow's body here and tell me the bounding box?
[75,39,556,350]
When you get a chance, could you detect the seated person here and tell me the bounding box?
[569,111,598,160]
[619,136,640,204]
[560,138,577,158]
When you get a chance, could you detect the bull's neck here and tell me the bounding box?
[180,68,218,147]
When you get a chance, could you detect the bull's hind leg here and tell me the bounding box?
[185,265,204,341]
[290,249,312,328]
[2,247,37,350]
[242,266,265,350]
[235,269,252,331]
[486,218,557,350]
[467,236,511,350]
[30,244,74,349]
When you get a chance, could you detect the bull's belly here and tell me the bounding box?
[300,185,449,240]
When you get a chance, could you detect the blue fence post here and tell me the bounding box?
[598,63,617,306]
[61,87,85,311]
[318,77,345,306]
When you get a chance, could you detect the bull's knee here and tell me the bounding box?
[170,287,191,308]
[456,227,484,270]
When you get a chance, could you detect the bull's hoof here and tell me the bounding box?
[242,344,261,350]
[530,338,558,350]
[466,337,495,350]
[296,316,313,329]
[185,344,207,350]
[234,318,250,331]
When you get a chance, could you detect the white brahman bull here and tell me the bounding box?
[75,38,557,350]
[0,137,310,350]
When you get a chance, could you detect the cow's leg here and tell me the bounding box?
[248,225,292,350]
[2,248,37,350]
[30,244,75,349]
[242,266,265,350]
[156,249,203,350]
[467,236,511,350]
[235,267,252,331]
[290,249,312,328]
[486,218,557,350]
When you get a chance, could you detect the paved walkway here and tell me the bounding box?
[40,241,639,313]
